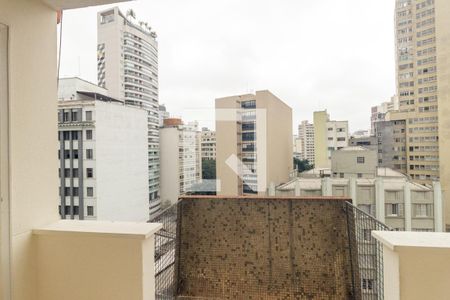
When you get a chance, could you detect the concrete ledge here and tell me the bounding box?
[34,220,162,240]
[372,230,450,251]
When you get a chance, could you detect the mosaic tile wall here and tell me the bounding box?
[174,197,361,300]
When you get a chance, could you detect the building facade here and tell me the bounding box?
[392,0,450,194]
[57,78,149,222]
[216,90,293,196]
[313,110,349,168]
[297,120,315,163]
[201,128,216,160]
[370,95,399,135]
[277,146,444,232]
[97,7,161,218]
[160,118,202,207]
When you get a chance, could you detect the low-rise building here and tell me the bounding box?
[58,77,149,222]
[276,146,444,232]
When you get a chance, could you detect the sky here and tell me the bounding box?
[60,0,396,133]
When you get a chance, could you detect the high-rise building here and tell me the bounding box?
[201,128,216,160]
[97,7,161,218]
[159,118,202,208]
[313,110,349,168]
[297,120,315,163]
[215,90,293,196]
[374,119,408,171]
[57,78,149,222]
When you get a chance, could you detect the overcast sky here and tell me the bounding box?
[60,0,396,133]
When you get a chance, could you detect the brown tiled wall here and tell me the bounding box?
[175,197,360,300]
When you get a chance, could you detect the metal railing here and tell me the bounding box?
[152,200,390,300]
[151,204,177,300]
[344,201,391,300]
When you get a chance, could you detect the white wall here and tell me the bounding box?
[0,1,60,298]
[159,127,180,207]
[95,101,149,222]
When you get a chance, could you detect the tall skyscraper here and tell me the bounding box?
[298,120,315,163]
[97,7,161,218]
[215,90,293,196]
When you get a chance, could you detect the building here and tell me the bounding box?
[158,104,169,127]
[331,147,378,179]
[276,147,444,232]
[215,90,293,196]
[97,7,161,218]
[374,119,408,171]
[160,118,202,208]
[349,135,378,152]
[200,127,216,160]
[392,1,450,222]
[293,135,303,160]
[313,110,349,168]
[297,120,315,163]
[57,78,149,222]
[370,95,399,135]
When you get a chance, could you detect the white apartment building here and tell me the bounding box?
[201,128,216,160]
[57,78,149,222]
[160,118,202,207]
[97,7,161,218]
[298,120,315,163]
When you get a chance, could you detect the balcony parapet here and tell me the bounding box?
[33,220,162,300]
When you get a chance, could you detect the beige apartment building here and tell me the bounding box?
[392,0,450,226]
[314,110,349,169]
[215,90,292,196]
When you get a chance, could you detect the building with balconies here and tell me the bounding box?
[97,6,161,219]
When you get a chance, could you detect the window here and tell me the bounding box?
[64,168,70,177]
[64,187,70,196]
[72,168,79,177]
[340,173,344,178]
[63,111,69,122]
[64,150,70,159]
[71,111,78,122]
[73,149,79,159]
[86,130,93,140]
[63,131,71,140]
[86,168,94,178]
[386,203,404,217]
[86,149,93,159]
[85,111,92,121]
[357,173,362,178]
[337,137,346,142]
[414,204,433,217]
[73,187,79,197]
[362,279,374,291]
[87,187,94,197]
[357,157,365,164]
[73,206,79,215]
[72,131,79,140]
[87,206,94,216]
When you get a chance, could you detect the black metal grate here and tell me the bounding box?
[151,204,178,300]
[344,201,391,300]
[152,200,390,300]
